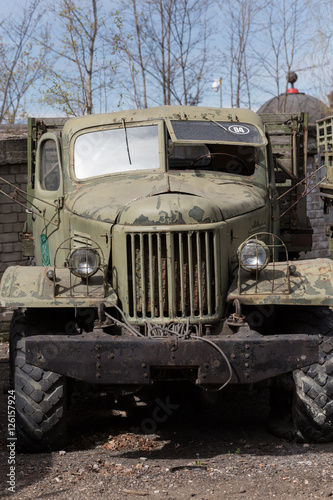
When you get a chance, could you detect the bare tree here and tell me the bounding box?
[251,0,309,110]
[111,6,148,109]
[132,0,147,108]
[280,0,305,111]
[170,0,210,106]
[114,0,212,108]
[41,0,115,116]
[0,0,49,123]
[0,0,318,120]
[305,0,333,103]
[256,1,285,110]
[218,0,264,109]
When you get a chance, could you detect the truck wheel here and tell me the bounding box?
[292,307,333,442]
[10,310,67,453]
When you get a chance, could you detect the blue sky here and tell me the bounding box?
[1,0,331,117]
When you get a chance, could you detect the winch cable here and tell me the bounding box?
[147,322,233,392]
[104,308,233,392]
[191,335,233,391]
[104,305,145,337]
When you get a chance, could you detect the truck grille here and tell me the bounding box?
[126,230,219,321]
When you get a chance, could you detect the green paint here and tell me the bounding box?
[40,234,50,266]
[329,238,333,259]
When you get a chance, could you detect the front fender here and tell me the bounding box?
[227,258,333,306]
[0,265,117,308]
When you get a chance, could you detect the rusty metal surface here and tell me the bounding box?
[25,329,320,385]
[228,258,333,305]
[317,116,333,185]
[124,226,220,323]
[0,265,117,308]
[259,112,311,254]
[65,175,267,226]
[320,183,333,200]
[63,106,267,143]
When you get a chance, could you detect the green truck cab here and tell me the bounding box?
[2,106,333,452]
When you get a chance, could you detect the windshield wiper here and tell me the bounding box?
[122,118,132,165]
[205,117,241,138]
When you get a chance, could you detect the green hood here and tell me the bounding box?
[66,173,266,225]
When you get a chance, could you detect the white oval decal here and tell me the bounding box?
[228,125,250,135]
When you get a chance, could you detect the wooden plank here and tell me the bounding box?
[271,148,292,157]
[265,126,293,135]
[259,113,300,122]
[270,136,292,146]
[37,118,69,127]
[277,159,293,168]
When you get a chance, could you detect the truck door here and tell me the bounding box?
[32,133,64,266]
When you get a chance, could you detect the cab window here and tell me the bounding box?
[40,139,60,191]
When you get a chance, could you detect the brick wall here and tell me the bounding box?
[0,125,29,336]
[0,125,29,275]
[300,133,331,259]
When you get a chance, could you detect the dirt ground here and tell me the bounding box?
[1,340,333,500]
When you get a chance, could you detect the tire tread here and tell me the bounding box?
[10,310,67,452]
[292,307,333,442]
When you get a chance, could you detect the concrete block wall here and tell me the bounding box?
[0,125,29,336]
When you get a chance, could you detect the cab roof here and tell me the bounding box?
[63,105,266,139]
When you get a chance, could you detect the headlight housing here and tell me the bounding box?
[69,248,100,278]
[238,238,270,273]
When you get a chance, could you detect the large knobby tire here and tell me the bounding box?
[292,307,333,443]
[10,309,67,453]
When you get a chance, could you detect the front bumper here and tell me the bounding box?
[25,328,320,385]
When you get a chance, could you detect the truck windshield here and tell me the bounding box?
[74,124,159,179]
[168,143,264,176]
[166,119,266,176]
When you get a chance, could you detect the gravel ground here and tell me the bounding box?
[1,341,333,500]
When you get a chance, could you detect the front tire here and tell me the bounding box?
[292,307,333,442]
[10,310,67,453]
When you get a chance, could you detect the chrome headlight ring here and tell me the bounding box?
[69,247,101,278]
[238,237,270,273]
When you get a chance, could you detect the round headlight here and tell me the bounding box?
[69,248,100,278]
[239,239,270,273]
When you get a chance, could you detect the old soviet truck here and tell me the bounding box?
[1,106,333,452]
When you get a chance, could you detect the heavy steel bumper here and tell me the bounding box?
[25,329,320,385]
